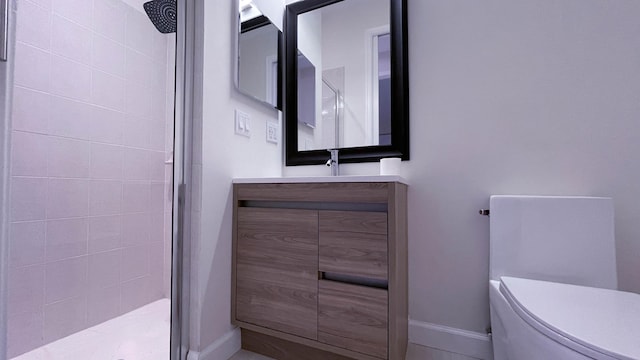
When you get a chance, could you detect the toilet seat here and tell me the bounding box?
[500,276,640,360]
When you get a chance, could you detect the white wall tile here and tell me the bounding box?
[28,0,52,9]
[43,295,88,343]
[14,43,50,92]
[122,181,149,213]
[88,215,122,254]
[149,183,165,213]
[51,15,92,65]
[46,218,88,261]
[148,241,164,298]
[90,143,124,180]
[93,0,126,43]
[47,137,91,178]
[120,244,148,281]
[122,114,150,149]
[125,48,154,86]
[88,250,121,289]
[9,221,46,268]
[46,179,89,219]
[149,211,164,243]
[53,0,92,28]
[120,276,150,313]
[12,86,51,134]
[93,34,126,77]
[149,151,165,182]
[11,131,48,177]
[11,177,48,221]
[121,212,150,246]
[149,117,166,151]
[125,80,153,119]
[45,257,88,304]
[89,180,123,216]
[125,8,154,57]
[151,75,167,122]
[17,0,52,50]
[152,30,168,64]
[87,284,121,326]
[7,310,44,358]
[89,106,124,144]
[50,55,91,102]
[48,96,94,140]
[123,147,149,180]
[92,70,126,111]
[8,265,45,315]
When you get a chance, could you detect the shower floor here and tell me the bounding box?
[11,299,170,360]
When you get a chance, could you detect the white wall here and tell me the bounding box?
[191,0,282,355]
[285,0,640,345]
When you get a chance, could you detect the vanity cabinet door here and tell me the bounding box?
[318,280,388,358]
[236,207,319,340]
[319,211,388,281]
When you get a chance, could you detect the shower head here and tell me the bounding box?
[143,0,177,34]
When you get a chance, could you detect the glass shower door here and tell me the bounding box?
[2,0,177,358]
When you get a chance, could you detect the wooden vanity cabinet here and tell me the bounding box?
[232,182,408,360]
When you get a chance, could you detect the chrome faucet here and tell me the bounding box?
[326,149,339,176]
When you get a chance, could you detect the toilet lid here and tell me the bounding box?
[500,276,640,360]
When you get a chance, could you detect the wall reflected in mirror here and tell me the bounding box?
[237,0,281,109]
[296,0,390,151]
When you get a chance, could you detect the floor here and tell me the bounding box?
[11,299,170,360]
[9,298,477,360]
[230,343,480,360]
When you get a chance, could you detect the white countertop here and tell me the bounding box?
[232,175,408,185]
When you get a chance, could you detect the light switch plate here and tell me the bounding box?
[235,109,251,137]
[266,121,279,144]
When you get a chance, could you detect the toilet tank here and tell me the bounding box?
[489,195,617,290]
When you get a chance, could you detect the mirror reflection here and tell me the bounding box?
[296,0,390,151]
[237,0,281,108]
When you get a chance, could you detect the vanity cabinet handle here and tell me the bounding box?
[321,271,388,290]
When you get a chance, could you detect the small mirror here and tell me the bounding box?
[285,0,409,165]
[236,0,282,109]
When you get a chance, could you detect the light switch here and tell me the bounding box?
[235,109,251,137]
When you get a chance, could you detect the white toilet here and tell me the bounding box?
[489,195,640,360]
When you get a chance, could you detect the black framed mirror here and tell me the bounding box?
[284,0,409,165]
[236,0,283,109]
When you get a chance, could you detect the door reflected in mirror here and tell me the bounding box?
[296,0,390,151]
[237,0,281,109]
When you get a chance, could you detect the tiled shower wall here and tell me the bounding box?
[7,0,175,357]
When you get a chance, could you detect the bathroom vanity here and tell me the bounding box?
[231,177,408,360]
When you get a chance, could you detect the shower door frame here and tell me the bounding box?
[172,0,200,359]
[0,1,15,359]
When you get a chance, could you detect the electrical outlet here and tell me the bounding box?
[234,109,251,137]
[266,121,279,144]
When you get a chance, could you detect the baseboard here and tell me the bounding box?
[409,319,494,360]
[187,328,241,360]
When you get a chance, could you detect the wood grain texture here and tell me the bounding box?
[237,322,382,360]
[236,207,318,340]
[242,329,356,360]
[319,211,388,281]
[236,183,389,203]
[388,183,408,360]
[318,280,388,359]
